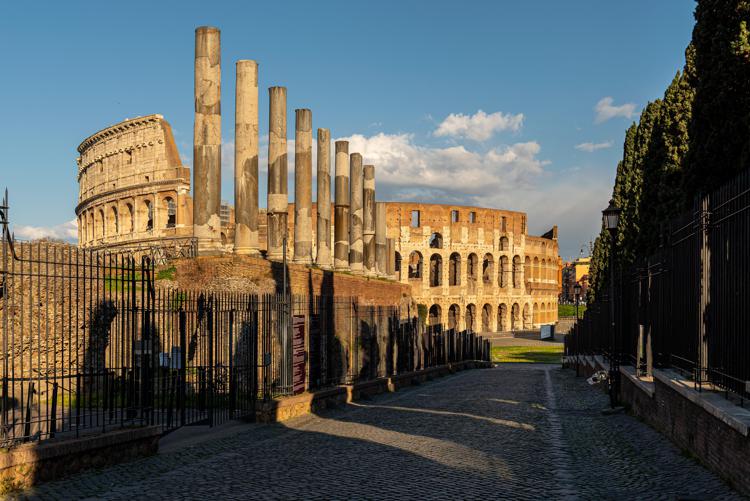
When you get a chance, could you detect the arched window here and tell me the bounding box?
[221,232,228,246]
[448,304,460,331]
[109,206,119,235]
[533,302,539,324]
[498,304,508,332]
[164,197,176,228]
[499,236,509,251]
[511,303,520,330]
[98,209,105,239]
[524,256,531,284]
[449,252,461,286]
[429,253,443,287]
[408,251,423,279]
[499,255,509,288]
[126,203,134,233]
[429,232,443,249]
[143,200,153,231]
[467,253,478,283]
[428,304,442,327]
[482,253,494,285]
[512,255,522,288]
[466,304,476,332]
[533,257,539,281]
[482,304,492,332]
[541,258,547,281]
[88,212,94,241]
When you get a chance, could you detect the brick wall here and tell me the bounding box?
[170,255,412,306]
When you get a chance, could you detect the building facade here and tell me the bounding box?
[386,203,561,332]
[76,115,194,249]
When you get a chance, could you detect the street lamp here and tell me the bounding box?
[573,282,582,376]
[602,199,621,408]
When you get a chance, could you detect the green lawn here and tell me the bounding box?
[558,303,586,318]
[491,345,563,364]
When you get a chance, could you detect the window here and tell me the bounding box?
[145,200,153,231]
[451,210,459,223]
[408,251,423,279]
[411,210,420,227]
[165,197,176,228]
[469,211,476,223]
[429,254,443,287]
[429,232,443,249]
[501,216,507,232]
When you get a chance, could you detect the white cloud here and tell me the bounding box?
[13,219,78,242]
[594,97,636,124]
[575,141,613,152]
[340,133,546,197]
[434,110,524,141]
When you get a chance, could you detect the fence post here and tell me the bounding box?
[697,194,711,387]
[179,309,187,427]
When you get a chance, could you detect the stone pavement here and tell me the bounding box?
[18,366,741,500]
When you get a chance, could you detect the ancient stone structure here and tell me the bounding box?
[233,59,259,255]
[267,86,288,261]
[193,26,223,255]
[316,128,332,268]
[348,153,364,274]
[333,141,350,271]
[375,202,387,277]
[293,109,313,264]
[386,203,560,331]
[363,165,376,276]
[76,114,193,249]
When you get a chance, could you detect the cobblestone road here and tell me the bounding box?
[20,366,741,500]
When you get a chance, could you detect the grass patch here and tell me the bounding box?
[156,265,177,281]
[492,345,563,364]
[558,303,586,318]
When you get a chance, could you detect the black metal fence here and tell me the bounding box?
[566,168,750,400]
[0,191,489,447]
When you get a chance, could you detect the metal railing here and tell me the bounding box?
[566,168,750,401]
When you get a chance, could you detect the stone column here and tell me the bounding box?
[375,202,387,277]
[293,109,313,264]
[233,59,259,255]
[363,165,376,276]
[386,237,395,278]
[334,141,350,271]
[267,86,288,261]
[193,26,223,254]
[349,153,364,274]
[316,128,332,268]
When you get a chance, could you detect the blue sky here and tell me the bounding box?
[0,1,695,259]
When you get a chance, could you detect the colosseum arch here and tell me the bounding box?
[498,303,508,332]
[512,255,522,288]
[511,303,520,330]
[467,253,478,285]
[448,252,461,286]
[139,199,153,232]
[533,302,539,324]
[524,256,531,283]
[499,255,509,288]
[523,303,531,329]
[87,212,94,241]
[124,203,134,233]
[429,253,443,287]
[482,303,493,332]
[394,252,402,280]
[108,206,119,236]
[448,304,460,331]
[499,236,509,251]
[533,256,539,281]
[482,254,494,285]
[408,251,423,279]
[466,304,476,332]
[163,197,176,228]
[429,232,443,249]
[428,304,442,327]
[97,209,105,240]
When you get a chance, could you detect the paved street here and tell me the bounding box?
[21,366,740,500]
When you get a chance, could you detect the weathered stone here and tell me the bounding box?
[334,141,350,271]
[233,60,259,255]
[375,202,387,277]
[267,86,288,261]
[348,153,364,274]
[316,128,332,269]
[363,165,376,276]
[386,237,395,278]
[193,26,223,255]
[293,109,313,264]
[75,115,192,249]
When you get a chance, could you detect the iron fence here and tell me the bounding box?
[0,191,489,447]
[566,168,750,400]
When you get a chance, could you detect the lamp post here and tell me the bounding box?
[574,282,582,376]
[603,198,621,408]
